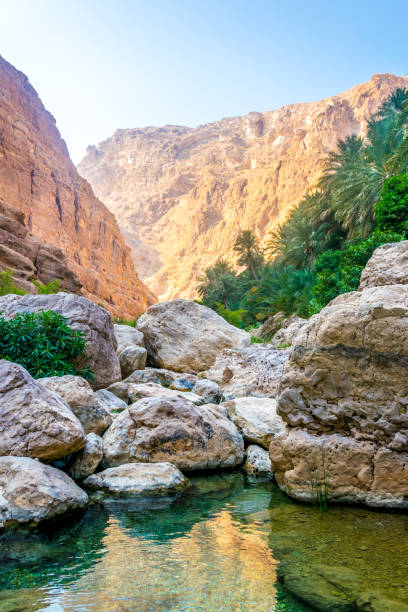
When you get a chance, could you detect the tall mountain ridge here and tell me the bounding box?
[79,73,408,300]
[0,55,156,317]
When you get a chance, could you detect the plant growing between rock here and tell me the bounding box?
[305,448,329,513]
[0,310,93,380]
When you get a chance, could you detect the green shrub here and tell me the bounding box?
[113,317,139,327]
[312,230,404,312]
[0,269,26,297]
[32,279,62,294]
[215,303,246,328]
[0,310,93,380]
[375,174,408,236]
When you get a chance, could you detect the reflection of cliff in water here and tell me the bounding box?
[0,474,313,612]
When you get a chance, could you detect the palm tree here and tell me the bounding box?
[233,230,263,280]
[197,259,238,308]
[265,194,341,268]
[318,94,408,238]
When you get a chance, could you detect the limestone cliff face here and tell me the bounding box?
[78,73,408,300]
[0,55,156,317]
[0,198,81,294]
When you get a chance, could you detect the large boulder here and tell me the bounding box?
[114,323,144,355]
[102,396,245,470]
[359,240,408,289]
[0,456,88,529]
[39,375,112,435]
[205,344,289,399]
[243,444,274,479]
[119,346,147,378]
[68,433,104,480]
[136,299,250,373]
[0,293,120,389]
[0,361,86,461]
[223,397,285,449]
[126,382,203,405]
[271,284,408,508]
[83,462,188,499]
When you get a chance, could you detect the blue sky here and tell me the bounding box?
[1,0,408,163]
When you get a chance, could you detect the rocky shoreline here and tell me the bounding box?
[0,241,407,610]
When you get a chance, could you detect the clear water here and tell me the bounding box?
[1,472,407,612]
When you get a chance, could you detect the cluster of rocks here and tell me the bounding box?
[0,296,286,530]
[2,240,407,532]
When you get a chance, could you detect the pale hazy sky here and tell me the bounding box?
[1,0,408,163]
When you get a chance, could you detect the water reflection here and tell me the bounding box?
[1,475,307,612]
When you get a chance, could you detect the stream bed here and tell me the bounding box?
[1,472,407,611]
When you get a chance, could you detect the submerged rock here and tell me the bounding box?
[0,361,85,461]
[83,462,188,499]
[0,293,121,389]
[136,299,250,373]
[205,344,289,399]
[39,375,112,435]
[0,456,88,529]
[223,397,285,449]
[243,445,274,479]
[102,396,244,470]
[68,433,103,480]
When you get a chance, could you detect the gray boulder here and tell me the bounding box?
[0,361,85,461]
[102,396,245,470]
[83,462,188,499]
[114,324,144,355]
[39,375,112,435]
[192,379,223,404]
[136,299,250,373]
[223,397,285,449]
[68,433,103,480]
[119,345,147,378]
[205,344,289,399]
[244,445,274,479]
[95,389,128,417]
[0,456,88,529]
[0,293,120,389]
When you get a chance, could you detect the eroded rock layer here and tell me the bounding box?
[0,55,156,317]
[78,74,408,299]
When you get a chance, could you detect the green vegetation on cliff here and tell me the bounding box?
[199,89,408,327]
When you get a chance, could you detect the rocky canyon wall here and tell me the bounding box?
[0,55,156,317]
[78,73,408,300]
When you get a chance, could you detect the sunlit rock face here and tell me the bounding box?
[0,54,156,318]
[78,73,408,300]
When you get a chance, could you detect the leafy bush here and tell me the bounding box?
[32,279,62,294]
[113,316,139,327]
[0,310,93,380]
[0,269,26,296]
[375,174,408,235]
[312,230,404,312]
[215,303,246,328]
